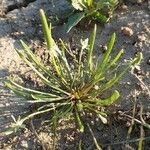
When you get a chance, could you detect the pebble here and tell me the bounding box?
[120,4,128,11]
[126,82,131,85]
[100,44,107,53]
[134,66,144,76]
[137,0,144,4]
[91,120,94,125]
[21,140,28,148]
[94,85,99,90]
[137,34,146,42]
[121,26,134,36]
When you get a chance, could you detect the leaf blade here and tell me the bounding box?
[65,12,85,33]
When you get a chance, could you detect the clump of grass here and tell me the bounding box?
[5,9,142,136]
[65,0,118,32]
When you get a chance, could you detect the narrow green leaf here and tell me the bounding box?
[132,52,143,66]
[51,104,73,122]
[40,9,53,50]
[95,33,116,78]
[40,9,63,77]
[108,49,124,68]
[5,82,31,98]
[31,94,66,102]
[93,53,142,98]
[87,24,97,70]
[9,78,59,97]
[77,38,88,79]
[86,0,93,7]
[75,107,84,132]
[59,39,72,73]
[16,49,70,95]
[92,12,109,23]
[20,107,56,126]
[19,40,62,84]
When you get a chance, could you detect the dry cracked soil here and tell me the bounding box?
[0,0,150,149]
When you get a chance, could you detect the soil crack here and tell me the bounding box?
[4,0,37,14]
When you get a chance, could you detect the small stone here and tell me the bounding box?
[137,34,146,42]
[134,65,141,71]
[89,113,93,117]
[137,0,144,4]
[134,66,144,76]
[5,103,9,106]
[21,140,28,148]
[100,44,107,53]
[121,4,128,11]
[91,120,94,125]
[126,82,131,85]
[96,117,99,122]
[94,85,99,90]
[121,27,134,36]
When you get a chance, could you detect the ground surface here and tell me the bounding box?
[0,0,150,149]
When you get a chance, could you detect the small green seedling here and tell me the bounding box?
[5,9,142,137]
[65,0,118,32]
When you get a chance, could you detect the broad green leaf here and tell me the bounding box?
[65,12,85,33]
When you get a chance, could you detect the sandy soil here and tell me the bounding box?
[0,0,150,149]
